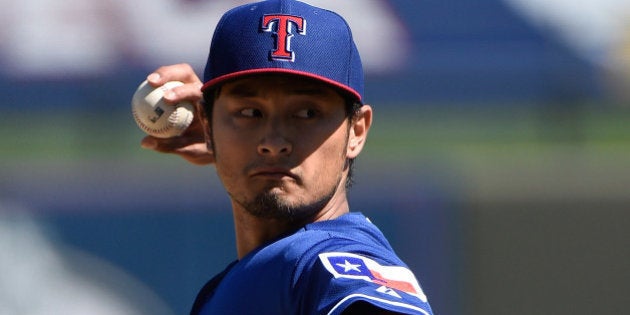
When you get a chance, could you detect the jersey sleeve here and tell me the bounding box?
[299,251,434,315]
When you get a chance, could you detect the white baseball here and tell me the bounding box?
[131,80,194,138]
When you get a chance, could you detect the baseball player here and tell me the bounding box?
[140,0,434,314]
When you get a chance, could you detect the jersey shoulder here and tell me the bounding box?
[191,212,434,315]
[289,213,434,315]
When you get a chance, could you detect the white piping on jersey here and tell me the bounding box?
[327,293,431,315]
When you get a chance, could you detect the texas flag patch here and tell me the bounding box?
[318,252,427,303]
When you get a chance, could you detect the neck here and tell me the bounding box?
[231,186,350,259]
[231,210,293,259]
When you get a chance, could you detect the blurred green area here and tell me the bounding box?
[4,104,629,160]
[5,103,629,204]
[4,104,629,204]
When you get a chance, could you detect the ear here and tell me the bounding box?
[347,105,372,159]
[199,105,214,155]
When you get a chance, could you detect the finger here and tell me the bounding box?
[141,135,195,152]
[173,143,216,165]
[141,136,215,165]
[147,63,202,87]
[163,81,204,104]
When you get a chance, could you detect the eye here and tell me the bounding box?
[240,108,263,118]
[295,108,318,119]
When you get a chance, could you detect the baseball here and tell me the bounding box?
[131,80,194,138]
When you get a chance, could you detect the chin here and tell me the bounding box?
[244,191,325,222]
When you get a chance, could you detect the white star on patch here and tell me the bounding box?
[336,260,362,272]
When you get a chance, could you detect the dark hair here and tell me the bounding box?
[202,87,362,189]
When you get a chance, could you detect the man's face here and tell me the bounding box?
[209,74,352,221]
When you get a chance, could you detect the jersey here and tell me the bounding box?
[190,212,434,315]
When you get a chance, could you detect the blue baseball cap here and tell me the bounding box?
[202,0,364,103]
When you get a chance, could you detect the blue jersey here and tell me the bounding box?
[190,212,434,315]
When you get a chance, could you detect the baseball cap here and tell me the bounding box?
[202,0,364,103]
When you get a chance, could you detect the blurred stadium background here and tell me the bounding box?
[1,0,629,314]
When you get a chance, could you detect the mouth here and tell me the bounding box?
[250,167,298,181]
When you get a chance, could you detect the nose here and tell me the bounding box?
[257,125,292,157]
